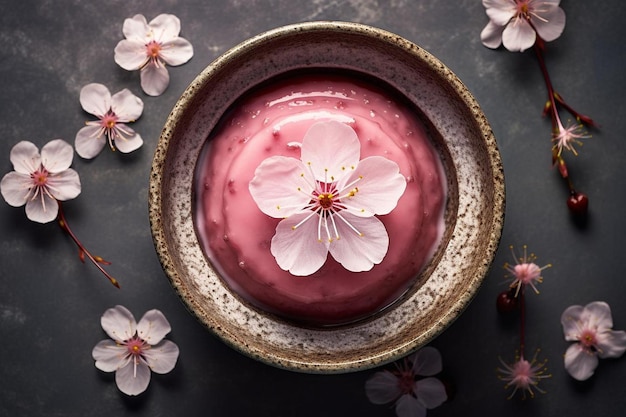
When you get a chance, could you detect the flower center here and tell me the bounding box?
[317,192,335,209]
[146,40,162,58]
[514,263,540,284]
[125,337,147,357]
[31,168,49,186]
[579,329,598,349]
[101,111,118,130]
[511,359,533,388]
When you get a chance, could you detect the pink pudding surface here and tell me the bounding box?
[195,72,446,326]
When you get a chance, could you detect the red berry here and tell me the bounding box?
[496,289,519,314]
[567,191,588,216]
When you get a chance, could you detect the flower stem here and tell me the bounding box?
[57,202,120,288]
[519,287,526,358]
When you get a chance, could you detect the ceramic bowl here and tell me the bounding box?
[149,21,505,373]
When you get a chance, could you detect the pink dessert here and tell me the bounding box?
[195,72,446,326]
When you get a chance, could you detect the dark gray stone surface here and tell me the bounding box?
[1,1,624,416]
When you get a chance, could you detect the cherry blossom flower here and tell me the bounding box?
[92,305,179,396]
[497,351,550,399]
[504,245,551,297]
[248,121,407,276]
[365,347,447,417]
[480,0,566,52]
[0,139,80,223]
[561,301,626,381]
[75,83,144,159]
[114,14,194,96]
[551,121,590,157]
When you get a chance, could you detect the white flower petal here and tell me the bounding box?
[114,39,149,71]
[25,193,58,223]
[483,0,515,26]
[143,339,179,374]
[114,130,143,154]
[110,89,144,122]
[40,139,74,173]
[75,125,106,159]
[136,309,171,345]
[159,38,194,66]
[564,343,598,381]
[583,301,614,331]
[9,141,40,174]
[365,370,402,404]
[328,213,388,272]
[249,156,313,218]
[101,305,137,342]
[149,14,181,42]
[395,394,427,417]
[270,213,329,276]
[341,156,406,217]
[140,62,170,96]
[480,20,504,49]
[46,168,81,201]
[596,330,626,359]
[300,121,360,183]
[115,360,151,396]
[502,19,536,52]
[533,6,566,42]
[410,346,443,376]
[79,83,111,118]
[1,172,32,207]
[415,377,447,409]
[561,304,584,341]
[122,14,150,43]
[92,339,127,372]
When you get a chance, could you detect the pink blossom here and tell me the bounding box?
[75,83,144,159]
[248,121,407,276]
[552,121,589,157]
[365,347,447,417]
[497,351,550,399]
[114,14,193,96]
[504,245,551,296]
[92,305,179,396]
[480,0,566,52]
[0,140,80,223]
[561,301,626,381]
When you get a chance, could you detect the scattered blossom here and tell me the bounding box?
[561,301,626,381]
[504,245,551,297]
[552,121,590,157]
[249,121,407,276]
[480,0,566,52]
[92,305,179,395]
[0,139,80,223]
[365,347,447,417]
[114,14,194,96]
[75,83,144,159]
[497,351,550,399]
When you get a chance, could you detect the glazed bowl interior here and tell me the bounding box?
[149,21,504,373]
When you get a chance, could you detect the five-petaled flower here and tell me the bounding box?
[114,13,194,96]
[561,301,626,381]
[248,120,407,276]
[0,139,80,223]
[75,83,144,159]
[480,0,566,52]
[92,305,180,396]
[504,245,551,297]
[365,346,447,417]
[497,351,550,399]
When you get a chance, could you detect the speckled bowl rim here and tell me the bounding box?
[149,21,505,373]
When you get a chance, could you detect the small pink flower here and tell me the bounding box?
[504,245,551,296]
[552,121,589,157]
[365,347,447,417]
[75,83,144,159]
[249,121,407,276]
[480,0,566,52]
[114,14,193,96]
[92,305,179,396]
[497,351,550,399]
[561,301,626,381]
[0,139,80,223]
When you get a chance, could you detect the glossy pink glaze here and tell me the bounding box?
[195,73,446,325]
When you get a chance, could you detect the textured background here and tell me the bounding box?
[1,1,624,416]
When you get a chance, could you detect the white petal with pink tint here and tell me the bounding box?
[111,89,144,122]
[328,214,388,272]
[136,309,172,344]
[143,340,179,374]
[79,83,111,118]
[140,63,170,96]
[101,305,137,342]
[115,360,151,396]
